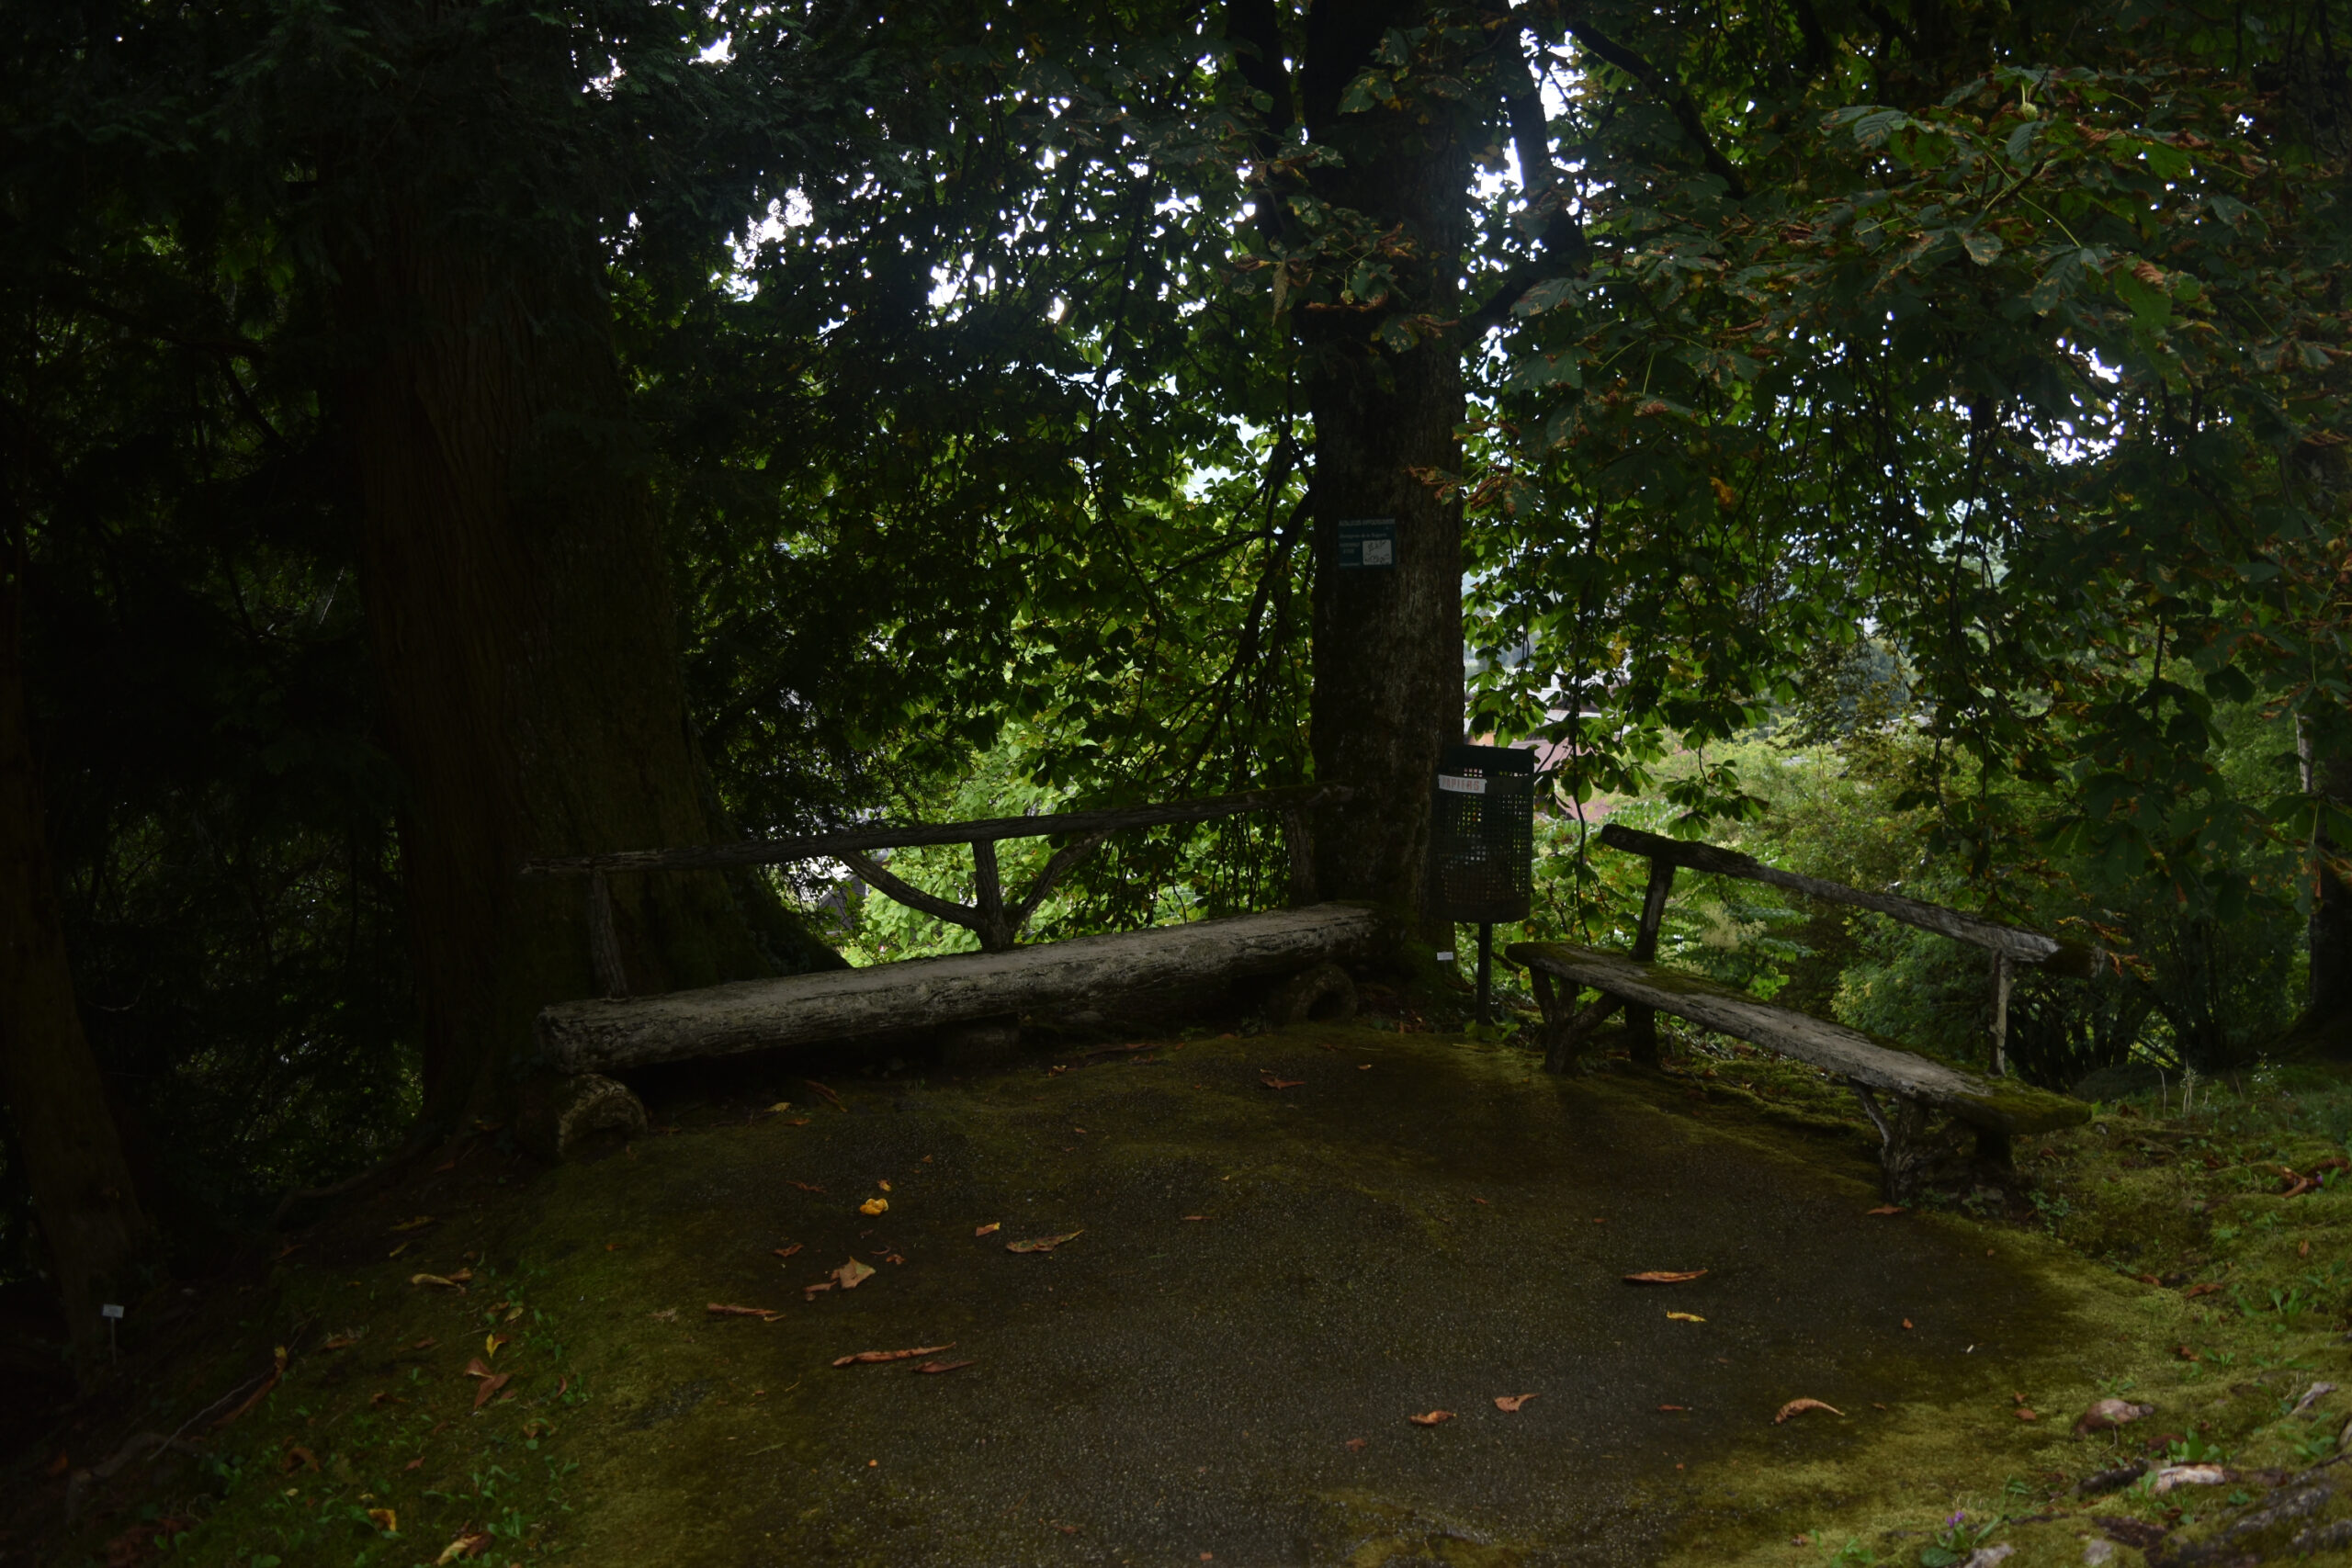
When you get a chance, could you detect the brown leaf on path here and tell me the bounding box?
[322,1335,358,1351]
[912,1359,974,1373]
[2174,1345,2202,1361]
[1864,1205,1905,1216]
[707,1303,783,1322]
[1494,1393,1538,1412]
[1358,1063,1373,1070]
[403,1456,424,1472]
[1623,1269,1707,1284]
[1006,1230,1082,1253]
[1901,1319,1913,1330]
[1182,1214,1208,1221]
[803,1281,835,1299]
[2015,1407,2039,1421]
[789,1180,826,1194]
[773,1244,804,1259]
[1344,1438,1367,1451]
[833,1258,876,1290]
[1657,1404,1689,1412]
[1260,1074,1305,1089]
[804,1079,846,1111]
[2074,1398,2156,1436]
[462,1357,494,1379]
[832,1343,954,1367]
[435,1532,491,1564]
[974,1223,1001,1236]
[1408,1410,1455,1427]
[1773,1398,1843,1423]
[471,1372,512,1410]
[410,1272,469,1293]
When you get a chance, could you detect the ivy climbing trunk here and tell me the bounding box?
[342,218,832,1128]
[1297,0,1472,926]
[0,521,152,1374]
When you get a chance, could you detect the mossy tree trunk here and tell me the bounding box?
[341,220,832,1127]
[0,517,152,1374]
[1295,0,1471,927]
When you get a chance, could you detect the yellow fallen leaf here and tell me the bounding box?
[435,1531,489,1564]
[765,1101,794,1112]
[877,1179,891,1191]
[1407,1410,1454,1426]
[409,1272,469,1293]
[367,1507,397,1534]
[859,1197,889,1216]
[974,1222,1000,1236]
[1666,1312,1705,1323]
[833,1258,876,1290]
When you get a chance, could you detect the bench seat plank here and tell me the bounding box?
[537,903,1392,1073]
[1508,940,2086,1137]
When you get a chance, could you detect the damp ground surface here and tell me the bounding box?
[22,1023,2352,1568]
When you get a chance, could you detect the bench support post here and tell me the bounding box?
[1528,967,1627,1074]
[1624,861,1676,1065]
[1988,952,2013,1077]
[1849,1083,1932,1203]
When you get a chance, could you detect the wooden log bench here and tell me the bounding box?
[536,902,1392,1074]
[512,784,1374,1156]
[1510,823,2096,1200]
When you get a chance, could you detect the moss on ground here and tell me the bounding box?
[20,1025,2352,1568]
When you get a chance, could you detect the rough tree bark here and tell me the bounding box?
[0,515,153,1372]
[1295,0,1473,925]
[340,217,837,1127]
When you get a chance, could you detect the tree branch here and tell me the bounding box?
[1550,11,1748,197]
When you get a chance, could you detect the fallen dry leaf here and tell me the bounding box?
[388,1241,411,1258]
[1408,1410,1455,1426]
[1666,1312,1705,1323]
[1623,1269,1707,1284]
[1006,1230,1082,1254]
[1901,1318,1913,1329]
[707,1303,783,1322]
[367,1507,397,1534]
[390,1215,438,1233]
[412,1337,437,1350]
[859,1198,889,1216]
[322,1335,359,1351]
[2015,1407,2039,1421]
[1494,1393,1538,1412]
[877,1179,892,1191]
[403,1456,424,1472]
[2175,1344,2202,1361]
[1260,1074,1305,1089]
[833,1258,876,1290]
[1358,1063,1373,1070]
[803,1281,835,1299]
[803,1078,846,1111]
[832,1343,955,1367]
[974,1222,1001,1236]
[912,1359,975,1374]
[483,1334,509,1358]
[773,1244,804,1259]
[1864,1205,1905,1216]
[1344,1438,1367,1452]
[1182,1214,1208,1221]
[1773,1398,1843,1423]
[764,1101,793,1113]
[281,1446,320,1473]
[409,1272,469,1293]
[789,1180,826,1194]
[2183,1281,2222,1298]
[435,1532,490,1565]
[472,1372,511,1411]
[1658,1404,1689,1412]
[784,1118,810,1126]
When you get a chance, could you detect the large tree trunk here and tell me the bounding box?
[0,521,152,1375]
[342,220,835,1126]
[1296,1,1472,925]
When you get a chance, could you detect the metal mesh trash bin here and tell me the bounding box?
[1428,743,1534,1021]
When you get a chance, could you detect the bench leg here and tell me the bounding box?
[1532,972,1627,1074]
[1849,1084,1932,1203]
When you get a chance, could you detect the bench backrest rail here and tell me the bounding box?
[524,783,1353,997]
